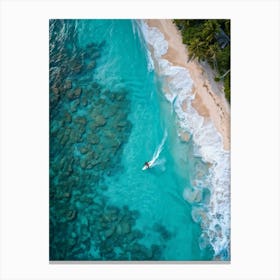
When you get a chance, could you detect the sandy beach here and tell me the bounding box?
[146,19,230,151]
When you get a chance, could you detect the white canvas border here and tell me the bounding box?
[0,0,279,279]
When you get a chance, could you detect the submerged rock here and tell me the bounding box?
[68,238,76,248]
[179,131,190,142]
[79,196,92,205]
[64,80,72,90]
[151,244,161,259]
[81,96,88,107]
[111,139,121,149]
[63,192,71,199]
[105,105,119,117]
[74,87,82,97]
[121,221,131,234]
[78,145,88,154]
[87,134,99,144]
[64,127,71,136]
[66,91,75,100]
[64,112,72,123]
[66,210,77,221]
[94,115,106,127]
[91,51,100,59]
[153,223,172,241]
[71,61,83,74]
[104,226,115,239]
[52,86,60,95]
[117,121,127,127]
[74,116,87,126]
[77,125,86,137]
[107,206,119,215]
[87,61,96,70]
[60,134,69,146]
[93,196,103,207]
[79,158,87,169]
[70,99,80,112]
[91,201,102,212]
[85,163,93,170]
[116,94,125,102]
[69,129,82,143]
[100,185,108,191]
[80,158,89,169]
[86,42,98,49]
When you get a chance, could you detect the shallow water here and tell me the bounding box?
[49,19,217,261]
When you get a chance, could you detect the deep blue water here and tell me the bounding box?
[49,19,214,261]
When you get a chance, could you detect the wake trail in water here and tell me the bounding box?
[149,129,167,167]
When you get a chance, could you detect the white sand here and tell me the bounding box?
[146,19,230,150]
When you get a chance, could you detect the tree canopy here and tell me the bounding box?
[173,19,230,103]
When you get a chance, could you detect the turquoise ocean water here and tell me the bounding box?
[50,19,229,261]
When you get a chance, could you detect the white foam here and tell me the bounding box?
[149,129,168,167]
[139,20,230,260]
[134,20,155,72]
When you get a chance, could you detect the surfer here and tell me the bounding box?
[144,162,150,169]
[142,161,152,170]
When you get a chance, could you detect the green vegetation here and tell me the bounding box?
[173,19,230,103]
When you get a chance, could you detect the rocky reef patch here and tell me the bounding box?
[49,19,171,261]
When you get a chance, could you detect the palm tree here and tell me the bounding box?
[206,42,220,70]
[201,20,220,46]
[187,37,207,62]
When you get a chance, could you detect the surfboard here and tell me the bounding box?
[142,165,149,171]
[142,161,152,170]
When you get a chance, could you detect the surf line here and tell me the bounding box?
[142,129,167,170]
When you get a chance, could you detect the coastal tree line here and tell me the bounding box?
[173,19,230,103]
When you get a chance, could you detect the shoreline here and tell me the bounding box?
[146,19,230,151]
